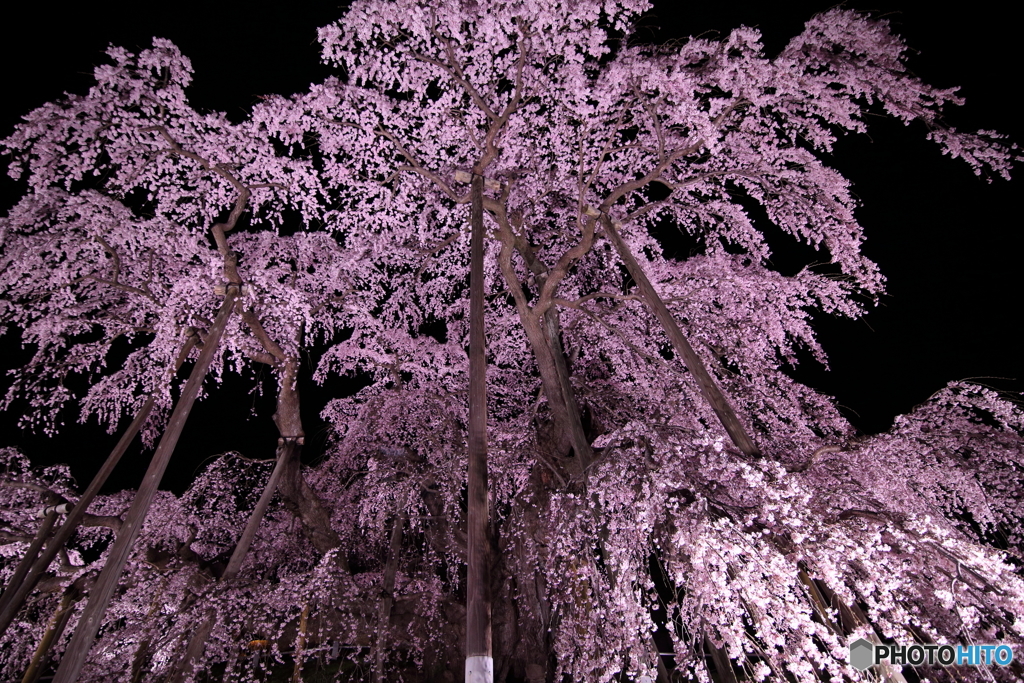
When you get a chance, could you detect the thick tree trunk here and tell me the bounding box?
[518,310,575,456]
[0,335,197,638]
[52,286,238,683]
[466,173,493,683]
[509,469,555,683]
[271,358,343,560]
[371,512,405,683]
[494,243,593,486]
[542,308,594,478]
[602,217,759,456]
[490,552,519,683]
[494,237,574,468]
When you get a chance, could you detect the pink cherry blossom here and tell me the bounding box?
[1,3,1020,682]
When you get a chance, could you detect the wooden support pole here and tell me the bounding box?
[222,451,287,581]
[0,510,58,623]
[21,581,81,683]
[52,286,238,683]
[0,336,196,637]
[704,633,739,683]
[465,173,493,683]
[165,442,290,682]
[601,216,759,457]
[291,603,310,683]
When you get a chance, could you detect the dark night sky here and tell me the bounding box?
[1,1,1021,494]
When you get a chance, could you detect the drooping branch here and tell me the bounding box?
[553,297,670,370]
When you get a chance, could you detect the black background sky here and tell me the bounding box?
[0,1,1020,495]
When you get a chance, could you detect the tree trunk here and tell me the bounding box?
[0,335,197,638]
[542,308,594,478]
[510,470,555,683]
[52,286,238,683]
[494,240,592,485]
[466,173,493,683]
[490,551,518,683]
[602,216,759,456]
[371,512,404,683]
[271,358,343,560]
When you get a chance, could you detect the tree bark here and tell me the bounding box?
[0,335,197,638]
[602,216,759,456]
[52,286,238,683]
[271,358,343,560]
[466,173,492,683]
[510,470,554,683]
[488,198,595,479]
[542,308,594,478]
[371,512,405,683]
[493,231,587,479]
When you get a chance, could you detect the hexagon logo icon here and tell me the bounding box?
[849,638,874,671]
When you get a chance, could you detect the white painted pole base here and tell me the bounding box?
[466,655,494,683]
